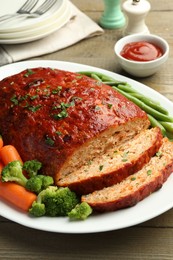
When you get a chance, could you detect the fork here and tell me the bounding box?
[0,0,57,25]
[30,0,57,17]
[0,0,39,23]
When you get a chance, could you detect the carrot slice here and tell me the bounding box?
[0,145,23,165]
[0,161,4,177]
[0,181,36,211]
[0,135,3,150]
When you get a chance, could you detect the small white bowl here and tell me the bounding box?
[114,34,169,77]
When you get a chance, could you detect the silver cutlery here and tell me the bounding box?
[0,0,39,23]
[0,0,57,25]
[30,0,57,17]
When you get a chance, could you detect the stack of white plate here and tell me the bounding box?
[0,0,72,44]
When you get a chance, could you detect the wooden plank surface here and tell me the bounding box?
[1,0,173,259]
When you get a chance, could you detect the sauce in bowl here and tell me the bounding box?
[120,41,163,62]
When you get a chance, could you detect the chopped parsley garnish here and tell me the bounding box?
[87,160,92,165]
[10,95,19,105]
[53,110,68,119]
[19,94,29,101]
[131,177,136,181]
[45,136,55,146]
[30,95,39,100]
[99,165,104,171]
[24,69,35,77]
[51,86,62,94]
[122,158,128,162]
[55,131,62,136]
[52,102,74,120]
[107,103,113,109]
[121,151,129,162]
[147,170,152,176]
[28,105,42,112]
[156,152,162,158]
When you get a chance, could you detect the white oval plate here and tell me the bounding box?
[0,6,71,44]
[0,60,173,234]
[0,0,65,32]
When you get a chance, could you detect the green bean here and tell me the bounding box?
[78,71,126,85]
[116,84,137,93]
[116,83,137,93]
[129,93,169,115]
[90,73,102,81]
[102,81,122,86]
[148,115,167,136]
[159,121,173,133]
[164,131,173,141]
[116,85,163,105]
[113,87,173,122]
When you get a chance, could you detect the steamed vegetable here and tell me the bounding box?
[23,159,42,178]
[1,160,27,187]
[25,175,54,194]
[68,202,93,220]
[1,159,54,194]
[0,145,23,165]
[0,135,3,150]
[0,181,37,211]
[0,145,92,220]
[29,186,79,217]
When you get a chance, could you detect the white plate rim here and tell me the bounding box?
[0,59,173,234]
[0,6,71,44]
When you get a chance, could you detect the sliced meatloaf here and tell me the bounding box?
[58,127,162,194]
[0,67,150,182]
[81,138,173,212]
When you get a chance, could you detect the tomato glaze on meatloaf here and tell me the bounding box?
[0,67,150,183]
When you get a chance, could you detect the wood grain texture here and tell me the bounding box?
[1,222,173,259]
[1,1,173,259]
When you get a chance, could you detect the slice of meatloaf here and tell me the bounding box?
[58,127,163,194]
[0,67,150,182]
[81,138,173,212]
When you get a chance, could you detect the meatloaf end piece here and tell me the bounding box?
[82,138,173,212]
[58,127,163,194]
[0,67,150,182]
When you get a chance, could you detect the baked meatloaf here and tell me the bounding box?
[82,138,173,212]
[58,127,162,194]
[0,67,150,184]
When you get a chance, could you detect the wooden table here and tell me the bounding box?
[1,1,173,259]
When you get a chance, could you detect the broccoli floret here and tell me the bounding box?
[41,175,54,189]
[1,160,27,187]
[29,201,46,217]
[29,186,79,217]
[44,187,79,216]
[26,175,54,194]
[23,159,42,177]
[68,202,93,220]
[29,190,47,217]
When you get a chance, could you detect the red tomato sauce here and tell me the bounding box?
[120,41,163,62]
